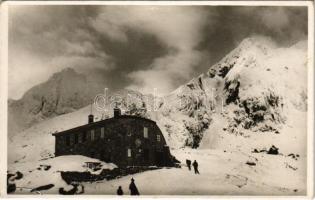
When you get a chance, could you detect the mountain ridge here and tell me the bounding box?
[8,36,307,151]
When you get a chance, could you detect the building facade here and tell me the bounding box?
[52,108,175,167]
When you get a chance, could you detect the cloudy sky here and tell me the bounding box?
[8,5,307,99]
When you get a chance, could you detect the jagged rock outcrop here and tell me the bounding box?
[155,37,307,148]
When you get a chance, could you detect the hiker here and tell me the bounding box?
[7,174,16,194]
[129,178,140,195]
[192,160,200,174]
[117,186,123,195]
[186,159,191,170]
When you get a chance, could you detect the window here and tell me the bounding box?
[95,128,100,139]
[91,129,95,141]
[157,134,161,142]
[101,127,105,139]
[143,127,148,138]
[74,133,78,144]
[127,149,132,157]
[69,134,74,145]
[78,133,82,143]
[82,132,87,142]
[65,135,70,146]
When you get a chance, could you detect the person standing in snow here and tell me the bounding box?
[186,159,192,170]
[117,186,123,195]
[129,178,140,195]
[7,174,16,194]
[192,160,200,174]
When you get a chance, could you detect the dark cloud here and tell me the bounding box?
[196,6,307,69]
[8,5,308,99]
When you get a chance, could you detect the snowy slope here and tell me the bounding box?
[83,149,306,195]
[8,37,308,195]
[10,155,117,194]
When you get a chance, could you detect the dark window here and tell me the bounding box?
[95,128,101,139]
[65,135,70,146]
[91,129,95,141]
[74,134,78,144]
[82,132,87,142]
[101,127,105,138]
[78,133,82,143]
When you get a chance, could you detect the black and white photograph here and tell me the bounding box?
[1,1,314,196]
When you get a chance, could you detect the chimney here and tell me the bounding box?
[88,103,94,123]
[114,107,121,118]
[88,114,94,124]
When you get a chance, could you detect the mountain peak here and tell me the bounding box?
[50,67,81,81]
[237,36,277,50]
[206,36,278,79]
[8,67,105,137]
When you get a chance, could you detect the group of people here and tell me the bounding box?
[116,178,140,195]
[186,159,200,174]
[116,160,199,195]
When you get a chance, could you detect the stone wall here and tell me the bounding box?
[54,116,174,167]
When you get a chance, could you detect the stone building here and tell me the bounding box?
[52,108,175,167]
